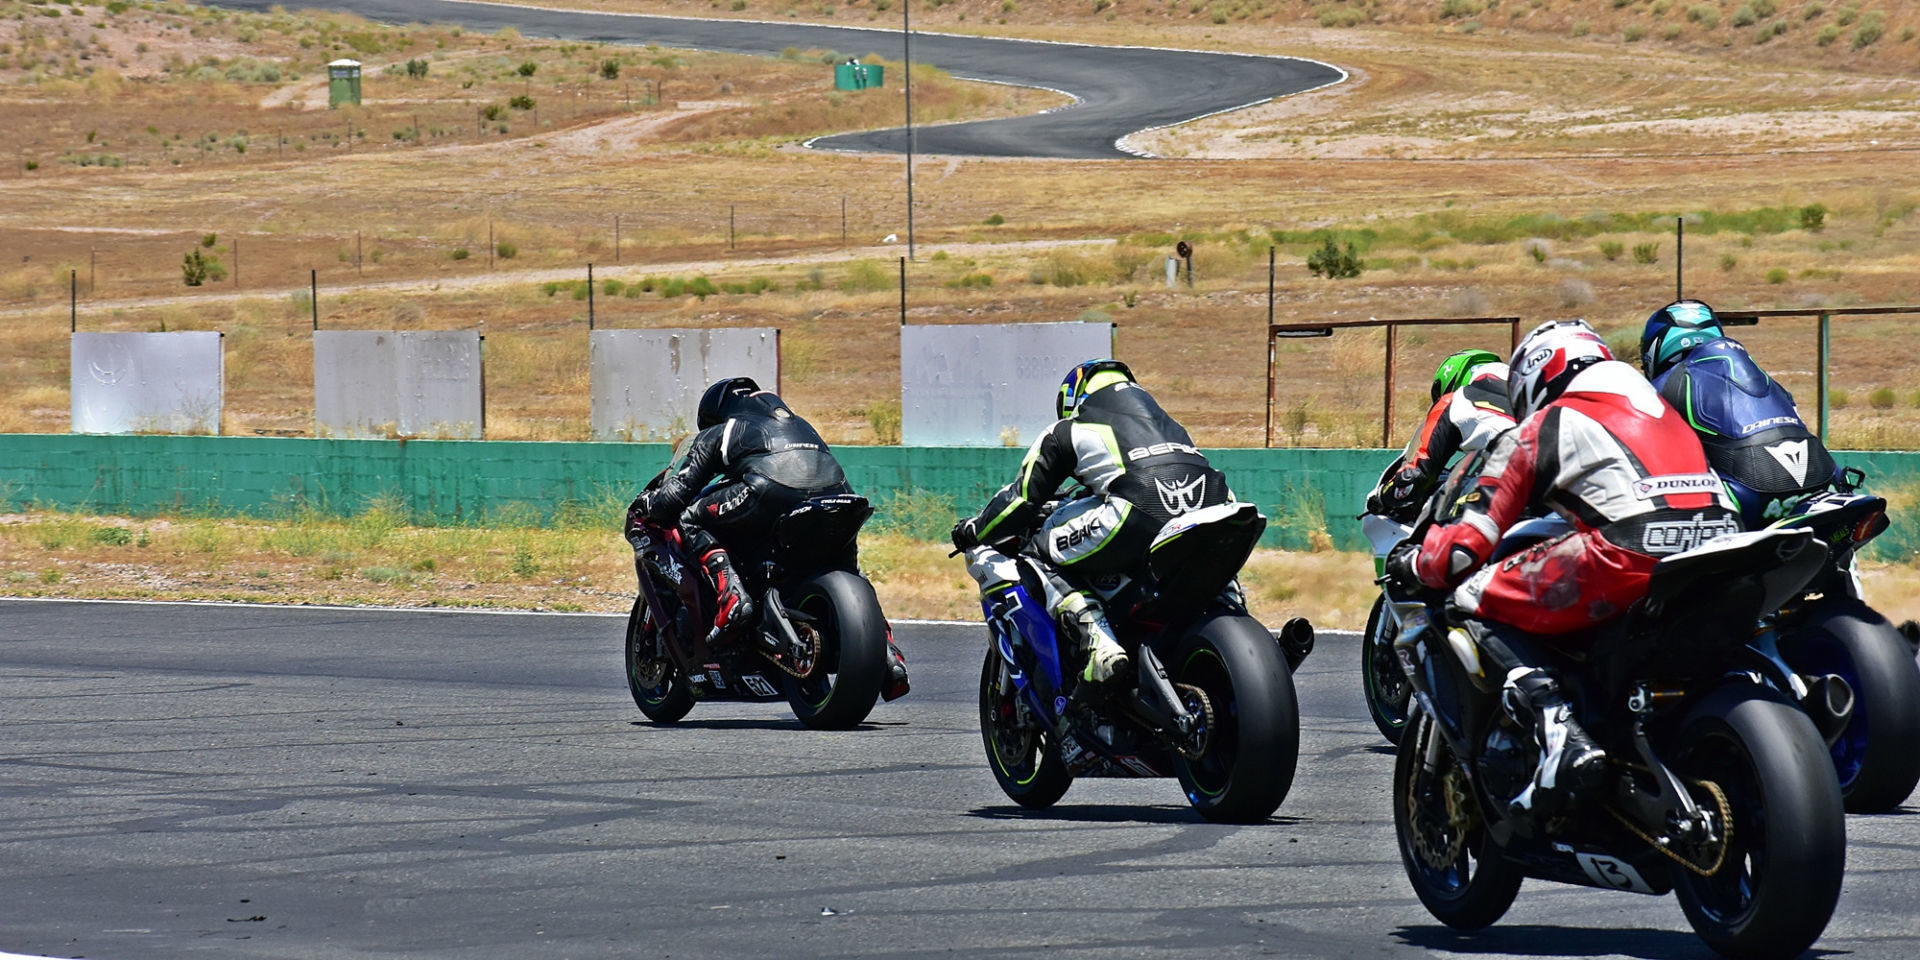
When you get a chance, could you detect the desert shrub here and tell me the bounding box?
[660,277,686,298]
[1830,387,1850,409]
[1307,237,1363,278]
[1624,23,1647,40]
[839,259,894,292]
[1802,1,1826,18]
[517,61,538,77]
[600,59,619,79]
[90,526,133,546]
[405,58,429,78]
[1571,19,1591,35]
[1687,3,1721,27]
[1870,387,1897,409]
[1720,253,1738,271]
[450,248,470,260]
[1599,240,1625,260]
[1753,0,1778,13]
[687,276,718,300]
[602,278,624,296]
[862,399,902,445]
[1438,0,1483,18]
[495,242,517,259]
[1852,11,1884,47]
[1663,22,1685,38]
[509,95,535,111]
[946,272,994,288]
[1766,267,1789,283]
[1800,203,1828,231]
[182,249,209,286]
[1632,242,1660,264]
[1733,4,1759,27]
[983,213,1005,226]
[1316,4,1364,25]
[1817,23,1841,43]
[481,104,505,121]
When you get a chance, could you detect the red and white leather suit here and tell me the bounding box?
[1413,361,1740,635]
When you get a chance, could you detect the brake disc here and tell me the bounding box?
[1407,752,1475,870]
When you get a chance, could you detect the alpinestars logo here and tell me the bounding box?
[1640,513,1741,555]
[1765,439,1811,485]
[1155,475,1206,515]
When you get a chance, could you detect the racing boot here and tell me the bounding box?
[699,548,756,632]
[1502,667,1606,819]
[1057,592,1128,684]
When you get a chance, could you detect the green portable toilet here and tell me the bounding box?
[832,61,883,91]
[328,59,362,108]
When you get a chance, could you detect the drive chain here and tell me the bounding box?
[1606,779,1733,877]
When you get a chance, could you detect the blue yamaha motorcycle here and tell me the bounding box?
[967,502,1312,823]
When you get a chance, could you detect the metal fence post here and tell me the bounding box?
[1381,323,1397,449]
[588,263,595,331]
[1818,312,1830,441]
[310,270,318,331]
[898,256,907,326]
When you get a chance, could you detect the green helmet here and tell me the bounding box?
[1431,349,1502,403]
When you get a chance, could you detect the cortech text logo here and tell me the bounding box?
[1640,513,1741,554]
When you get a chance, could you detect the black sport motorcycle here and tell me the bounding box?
[623,478,897,730]
[969,501,1314,823]
[1389,525,1846,959]
[1766,478,1920,813]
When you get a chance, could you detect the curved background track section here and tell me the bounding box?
[205,0,1344,158]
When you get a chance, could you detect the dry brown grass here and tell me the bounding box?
[1,1,1919,448]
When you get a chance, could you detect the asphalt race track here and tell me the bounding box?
[1,599,1917,959]
[202,0,1344,158]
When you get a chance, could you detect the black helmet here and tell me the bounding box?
[697,377,761,430]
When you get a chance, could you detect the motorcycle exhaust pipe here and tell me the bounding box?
[1277,617,1315,669]
[1802,673,1856,747]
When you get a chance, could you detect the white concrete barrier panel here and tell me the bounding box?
[70,331,224,435]
[590,329,780,442]
[900,322,1114,446]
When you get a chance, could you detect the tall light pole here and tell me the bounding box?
[904,2,915,261]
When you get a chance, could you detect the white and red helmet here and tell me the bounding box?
[1508,320,1614,419]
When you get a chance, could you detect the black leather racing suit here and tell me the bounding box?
[638,393,851,564]
[963,380,1229,579]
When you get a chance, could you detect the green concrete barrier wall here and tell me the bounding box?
[1,435,1916,558]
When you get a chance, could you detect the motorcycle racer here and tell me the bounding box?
[1640,299,1840,528]
[951,359,1232,685]
[628,377,909,697]
[1367,349,1515,522]
[1389,320,1741,816]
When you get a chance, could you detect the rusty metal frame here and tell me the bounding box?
[1266,316,1523,448]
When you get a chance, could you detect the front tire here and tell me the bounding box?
[780,571,887,730]
[1392,707,1522,930]
[978,647,1073,809]
[1670,684,1845,960]
[626,598,694,724]
[1362,595,1412,744]
[1170,614,1300,823]
[1787,602,1920,813]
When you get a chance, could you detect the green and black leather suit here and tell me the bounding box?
[963,380,1229,577]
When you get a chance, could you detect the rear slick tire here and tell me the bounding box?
[1170,614,1300,824]
[978,648,1072,809]
[1392,708,1522,931]
[626,598,694,724]
[1788,601,1920,813]
[780,570,887,731]
[1670,684,1845,960]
